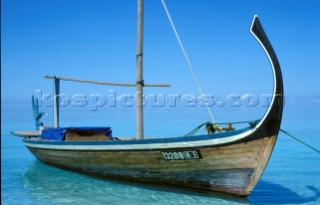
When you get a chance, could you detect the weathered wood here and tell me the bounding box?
[244,136,276,194]
[53,76,60,128]
[26,135,275,196]
[65,132,111,141]
[136,0,144,139]
[26,136,270,168]
[11,131,41,137]
[44,76,170,87]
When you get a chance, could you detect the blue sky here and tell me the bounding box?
[2,0,320,101]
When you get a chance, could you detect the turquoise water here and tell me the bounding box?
[2,100,320,204]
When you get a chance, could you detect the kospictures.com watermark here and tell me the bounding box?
[33,90,276,111]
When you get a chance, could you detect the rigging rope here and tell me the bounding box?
[184,120,257,136]
[161,0,215,122]
[280,129,320,154]
[184,120,320,154]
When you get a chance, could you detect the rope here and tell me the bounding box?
[280,129,320,154]
[161,0,215,122]
[185,123,320,154]
[184,122,207,136]
[184,119,261,136]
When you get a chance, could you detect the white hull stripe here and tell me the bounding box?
[24,128,255,150]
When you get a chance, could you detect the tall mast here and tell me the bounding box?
[53,76,60,128]
[136,0,144,139]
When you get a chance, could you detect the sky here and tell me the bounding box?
[2,0,320,102]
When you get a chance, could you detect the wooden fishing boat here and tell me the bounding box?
[12,2,283,197]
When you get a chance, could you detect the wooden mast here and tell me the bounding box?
[46,0,171,137]
[53,76,60,128]
[136,0,144,139]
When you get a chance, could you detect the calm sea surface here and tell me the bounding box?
[2,100,320,205]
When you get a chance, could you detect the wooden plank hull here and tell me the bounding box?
[26,135,277,196]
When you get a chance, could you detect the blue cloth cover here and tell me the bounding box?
[41,127,112,141]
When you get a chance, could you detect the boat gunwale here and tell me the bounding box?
[22,126,257,150]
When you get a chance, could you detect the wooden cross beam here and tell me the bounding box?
[44,76,171,87]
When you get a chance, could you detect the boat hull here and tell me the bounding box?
[26,134,276,196]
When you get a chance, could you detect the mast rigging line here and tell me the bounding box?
[161,0,215,122]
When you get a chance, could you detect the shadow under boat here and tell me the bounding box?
[24,161,320,204]
[24,161,250,204]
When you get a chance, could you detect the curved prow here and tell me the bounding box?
[239,16,284,196]
[250,15,284,138]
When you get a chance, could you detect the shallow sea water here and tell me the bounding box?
[1,100,320,205]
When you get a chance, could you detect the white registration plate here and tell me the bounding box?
[161,150,201,160]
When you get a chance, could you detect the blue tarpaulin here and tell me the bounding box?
[41,127,112,141]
